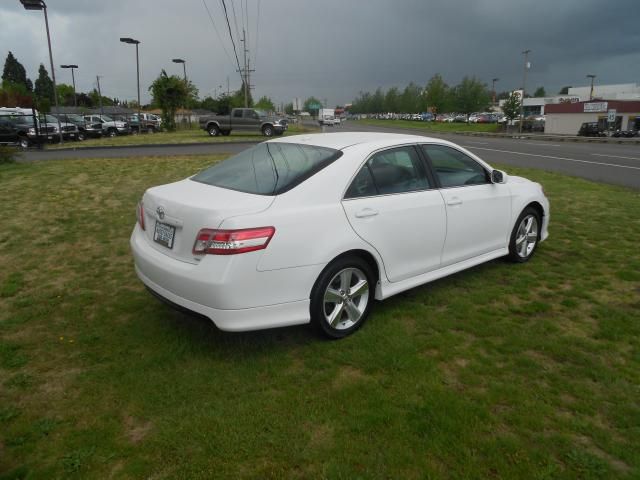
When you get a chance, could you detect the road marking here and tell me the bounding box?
[591,153,640,161]
[523,142,561,147]
[466,146,640,171]
[464,141,489,145]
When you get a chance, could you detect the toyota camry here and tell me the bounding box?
[130,132,549,338]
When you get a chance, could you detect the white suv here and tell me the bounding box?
[83,115,130,137]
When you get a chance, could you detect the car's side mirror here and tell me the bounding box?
[491,169,507,184]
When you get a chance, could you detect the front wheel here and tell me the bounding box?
[507,207,541,263]
[77,131,86,141]
[310,256,375,339]
[208,124,220,136]
[108,128,117,138]
[262,125,274,137]
[19,136,29,149]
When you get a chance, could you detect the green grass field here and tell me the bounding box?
[356,118,501,133]
[1,154,639,479]
[48,124,317,149]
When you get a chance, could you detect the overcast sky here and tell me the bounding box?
[1,0,639,107]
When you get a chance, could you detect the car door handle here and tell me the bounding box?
[355,208,379,218]
[447,197,463,206]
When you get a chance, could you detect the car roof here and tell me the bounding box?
[268,131,447,150]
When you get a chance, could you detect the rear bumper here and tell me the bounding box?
[136,266,310,332]
[130,225,317,332]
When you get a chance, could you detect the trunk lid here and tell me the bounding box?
[142,178,275,264]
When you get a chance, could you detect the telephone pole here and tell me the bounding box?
[238,29,255,107]
[519,49,531,134]
[96,75,103,116]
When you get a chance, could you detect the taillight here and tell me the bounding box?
[192,227,275,255]
[136,201,145,230]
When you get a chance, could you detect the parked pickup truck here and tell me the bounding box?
[199,108,287,137]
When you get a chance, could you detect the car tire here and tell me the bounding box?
[262,125,274,137]
[507,207,541,263]
[148,126,156,134]
[208,124,220,136]
[310,256,375,339]
[77,131,86,141]
[108,128,117,138]
[221,130,231,136]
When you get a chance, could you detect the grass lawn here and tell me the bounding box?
[1,154,639,479]
[356,118,501,133]
[47,124,317,149]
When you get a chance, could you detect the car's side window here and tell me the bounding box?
[345,146,430,199]
[233,110,243,118]
[421,144,489,188]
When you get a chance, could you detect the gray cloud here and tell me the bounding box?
[1,0,638,107]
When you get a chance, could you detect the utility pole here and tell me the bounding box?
[96,75,103,116]
[238,29,255,107]
[227,76,230,97]
[586,74,596,100]
[492,78,499,106]
[519,49,531,134]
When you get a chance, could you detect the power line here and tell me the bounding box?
[253,0,261,67]
[229,0,242,48]
[201,0,235,69]
[220,0,244,85]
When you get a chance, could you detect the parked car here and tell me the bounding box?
[83,114,130,137]
[42,114,81,141]
[131,132,550,338]
[577,122,606,137]
[53,114,103,139]
[199,108,287,137]
[129,113,162,133]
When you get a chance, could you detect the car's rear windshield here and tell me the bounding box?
[191,142,342,195]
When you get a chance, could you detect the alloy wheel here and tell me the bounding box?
[323,267,369,330]
[515,214,538,258]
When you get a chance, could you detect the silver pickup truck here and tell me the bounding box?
[199,108,287,137]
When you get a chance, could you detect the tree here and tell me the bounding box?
[371,88,385,114]
[33,64,54,112]
[56,83,75,106]
[399,82,422,113]
[149,70,190,131]
[502,92,521,125]
[424,74,450,114]
[0,81,34,108]
[284,102,294,115]
[533,86,546,97]
[558,86,572,95]
[384,87,400,113]
[254,95,275,111]
[451,76,490,118]
[303,96,322,115]
[2,51,32,92]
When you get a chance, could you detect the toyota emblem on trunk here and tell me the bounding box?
[157,206,165,219]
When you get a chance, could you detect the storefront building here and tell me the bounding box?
[544,100,640,135]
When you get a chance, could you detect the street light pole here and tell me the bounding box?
[20,0,63,144]
[492,77,499,106]
[586,74,597,101]
[61,64,78,107]
[519,49,531,134]
[120,37,141,129]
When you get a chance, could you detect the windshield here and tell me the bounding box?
[191,142,341,195]
[101,115,113,122]
[63,114,85,122]
[254,109,267,117]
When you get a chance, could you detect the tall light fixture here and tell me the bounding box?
[60,64,78,107]
[586,74,597,101]
[120,37,141,124]
[519,49,531,134]
[20,0,63,143]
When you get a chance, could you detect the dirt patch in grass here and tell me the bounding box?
[332,365,368,389]
[123,415,153,444]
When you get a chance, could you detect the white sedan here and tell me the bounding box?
[131,132,549,338]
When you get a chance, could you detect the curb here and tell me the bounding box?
[40,139,263,153]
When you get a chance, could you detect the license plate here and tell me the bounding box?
[153,221,176,249]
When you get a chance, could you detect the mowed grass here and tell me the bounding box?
[48,124,317,149]
[1,154,639,479]
[356,118,501,133]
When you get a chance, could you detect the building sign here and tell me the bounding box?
[608,110,617,123]
[557,96,580,104]
[584,102,608,113]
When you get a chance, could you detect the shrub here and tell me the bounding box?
[0,145,21,164]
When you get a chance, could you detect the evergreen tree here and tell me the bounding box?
[2,51,32,92]
[34,64,54,107]
[254,95,275,111]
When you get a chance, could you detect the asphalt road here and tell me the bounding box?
[336,122,640,190]
[21,123,640,189]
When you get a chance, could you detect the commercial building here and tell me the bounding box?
[544,100,640,135]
